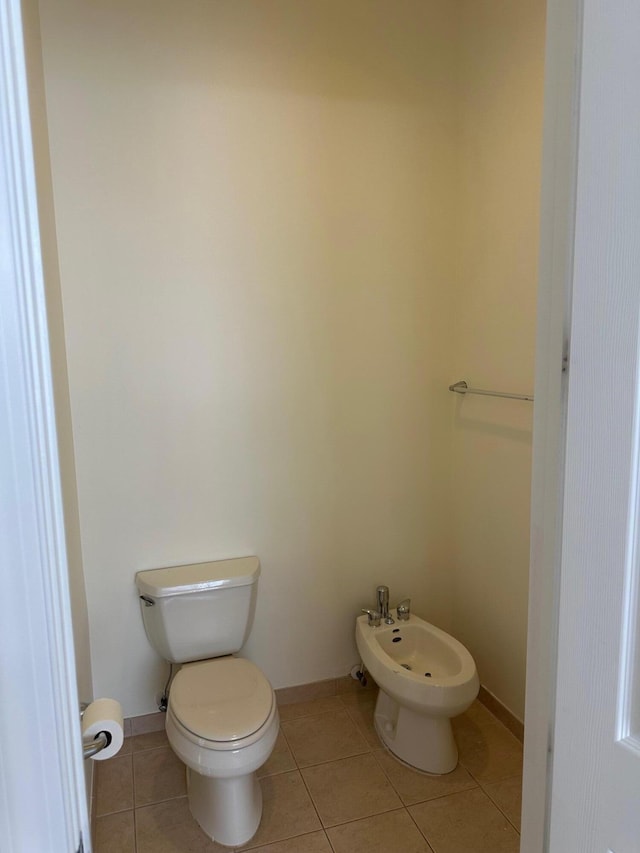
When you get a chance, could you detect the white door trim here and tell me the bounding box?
[0,0,89,850]
[547,0,640,845]
[521,0,582,850]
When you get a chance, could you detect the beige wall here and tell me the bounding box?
[450,0,545,720]
[37,0,544,720]
[39,0,458,716]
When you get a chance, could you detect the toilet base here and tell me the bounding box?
[374,689,458,774]
[187,767,262,847]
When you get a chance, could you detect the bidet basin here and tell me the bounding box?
[356,610,478,716]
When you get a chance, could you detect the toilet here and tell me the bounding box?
[356,608,479,774]
[135,557,278,847]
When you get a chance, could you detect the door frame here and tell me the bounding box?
[0,0,592,850]
[0,0,90,850]
[520,0,583,850]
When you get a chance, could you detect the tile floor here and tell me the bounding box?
[93,686,523,853]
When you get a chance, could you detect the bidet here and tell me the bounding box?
[356,608,479,773]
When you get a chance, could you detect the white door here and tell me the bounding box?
[547,0,640,849]
[0,0,90,850]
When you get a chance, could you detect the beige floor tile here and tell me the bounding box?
[327,808,434,853]
[458,700,500,729]
[94,809,135,853]
[454,718,523,783]
[281,709,369,768]
[482,774,523,831]
[258,730,297,777]
[135,797,228,852]
[373,748,477,805]
[301,753,402,828]
[132,729,169,752]
[277,696,344,721]
[342,695,381,749]
[246,831,332,852]
[118,736,134,756]
[237,770,322,850]
[95,753,134,816]
[336,675,378,696]
[338,688,379,710]
[133,746,187,806]
[409,788,520,853]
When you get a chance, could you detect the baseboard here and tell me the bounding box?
[478,685,524,743]
[122,711,164,736]
[123,674,374,728]
[123,676,524,744]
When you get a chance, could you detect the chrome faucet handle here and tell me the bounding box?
[376,585,390,618]
[396,599,411,621]
[362,608,381,627]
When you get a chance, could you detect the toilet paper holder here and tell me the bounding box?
[80,701,111,759]
[83,730,111,759]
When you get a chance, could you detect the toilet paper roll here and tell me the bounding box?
[81,698,124,761]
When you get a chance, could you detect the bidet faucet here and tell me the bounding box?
[376,586,395,624]
[362,609,381,627]
[396,598,411,621]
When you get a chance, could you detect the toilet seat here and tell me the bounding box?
[170,657,274,747]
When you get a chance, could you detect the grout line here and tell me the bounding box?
[324,827,339,853]
[130,748,138,813]
[132,803,137,853]
[276,724,298,768]
[458,753,523,790]
[320,803,407,831]
[95,805,135,818]
[273,724,327,836]
[278,715,373,770]
[340,702,379,752]
[371,743,482,809]
[404,805,437,853]
[242,829,324,853]
[293,749,371,772]
[476,774,522,835]
[297,761,329,831]
[292,752,409,835]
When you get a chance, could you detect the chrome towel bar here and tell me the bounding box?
[449,379,534,402]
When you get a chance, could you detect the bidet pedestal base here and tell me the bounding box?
[374,689,458,774]
[187,767,262,847]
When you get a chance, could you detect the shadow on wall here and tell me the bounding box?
[77,0,457,105]
[451,397,533,445]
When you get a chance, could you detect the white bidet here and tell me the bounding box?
[356,610,479,774]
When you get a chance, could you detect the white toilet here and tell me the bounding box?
[135,556,278,848]
[356,607,479,774]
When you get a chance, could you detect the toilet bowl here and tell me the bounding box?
[356,609,479,774]
[135,557,278,847]
[166,657,279,846]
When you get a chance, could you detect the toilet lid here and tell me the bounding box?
[170,657,274,743]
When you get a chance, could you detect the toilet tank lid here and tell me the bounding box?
[135,557,260,598]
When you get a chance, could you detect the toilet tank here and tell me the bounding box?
[135,557,260,663]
